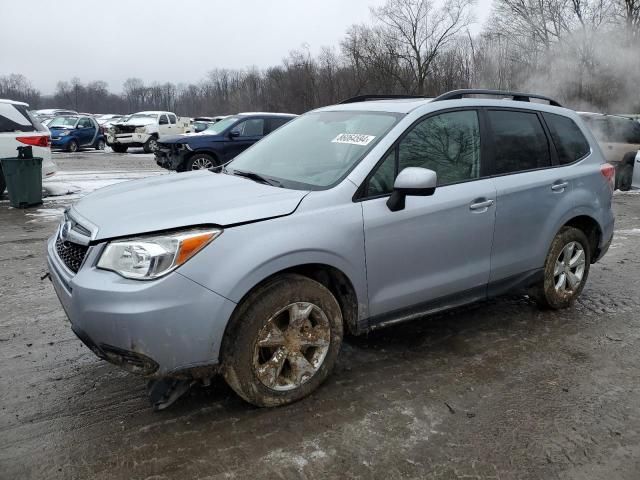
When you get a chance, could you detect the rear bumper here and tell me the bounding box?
[46,234,237,378]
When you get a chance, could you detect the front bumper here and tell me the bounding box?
[46,233,237,378]
[107,132,150,147]
[155,147,188,170]
[50,136,74,149]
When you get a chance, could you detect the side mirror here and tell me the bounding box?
[229,130,240,138]
[386,167,437,212]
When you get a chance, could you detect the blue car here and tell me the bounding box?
[49,115,105,153]
[155,113,296,171]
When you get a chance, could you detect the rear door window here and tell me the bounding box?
[0,103,38,133]
[488,110,551,174]
[169,114,177,125]
[543,113,590,164]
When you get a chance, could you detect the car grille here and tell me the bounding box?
[113,125,137,134]
[55,236,89,273]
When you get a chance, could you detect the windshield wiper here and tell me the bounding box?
[229,169,281,187]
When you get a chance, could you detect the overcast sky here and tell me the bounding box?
[0,0,493,94]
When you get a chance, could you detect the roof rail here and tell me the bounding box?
[432,89,562,107]
[339,94,426,104]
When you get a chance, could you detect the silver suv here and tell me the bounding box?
[47,90,615,408]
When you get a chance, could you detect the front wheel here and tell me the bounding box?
[67,139,79,153]
[111,144,128,153]
[530,226,591,309]
[186,153,217,171]
[143,137,158,153]
[222,274,343,407]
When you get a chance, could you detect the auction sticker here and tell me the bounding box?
[332,133,376,146]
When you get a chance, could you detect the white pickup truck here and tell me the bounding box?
[107,111,192,153]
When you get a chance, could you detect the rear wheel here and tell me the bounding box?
[186,153,217,171]
[67,139,79,153]
[143,137,158,153]
[95,138,106,150]
[111,144,128,153]
[222,274,343,407]
[530,227,591,309]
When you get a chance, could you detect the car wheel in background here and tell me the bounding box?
[530,226,591,310]
[95,138,106,151]
[186,154,217,171]
[617,162,633,191]
[222,274,343,407]
[143,137,158,153]
[111,144,128,153]
[0,168,5,195]
[67,140,79,153]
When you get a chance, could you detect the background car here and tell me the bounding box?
[155,112,296,171]
[33,108,79,124]
[0,99,57,195]
[579,112,640,190]
[49,115,105,152]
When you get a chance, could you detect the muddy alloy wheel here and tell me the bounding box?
[222,274,343,407]
[530,226,591,309]
[95,139,106,150]
[67,140,78,153]
[253,302,331,391]
[553,241,586,294]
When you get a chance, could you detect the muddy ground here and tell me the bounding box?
[1,150,640,479]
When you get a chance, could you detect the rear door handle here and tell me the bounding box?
[469,199,494,211]
[551,181,568,192]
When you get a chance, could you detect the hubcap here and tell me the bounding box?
[253,302,331,391]
[553,241,586,293]
[148,139,157,151]
[191,157,214,170]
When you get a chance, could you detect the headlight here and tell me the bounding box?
[97,228,222,280]
[59,131,69,136]
[135,127,147,134]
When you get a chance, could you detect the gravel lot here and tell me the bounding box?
[1,150,640,479]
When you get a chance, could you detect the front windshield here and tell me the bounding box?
[204,116,239,134]
[228,111,401,189]
[128,114,157,122]
[49,116,78,128]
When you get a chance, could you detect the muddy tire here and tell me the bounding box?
[66,139,79,153]
[186,153,217,171]
[111,144,128,153]
[95,138,106,150]
[530,227,591,310]
[222,274,343,407]
[143,137,158,153]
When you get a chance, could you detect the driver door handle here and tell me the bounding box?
[469,199,494,211]
[551,181,568,192]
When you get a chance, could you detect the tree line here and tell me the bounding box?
[2,0,639,116]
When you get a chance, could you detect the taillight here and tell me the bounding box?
[17,135,51,148]
[601,163,615,189]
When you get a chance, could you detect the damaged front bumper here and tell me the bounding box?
[107,132,151,147]
[46,232,237,379]
[155,145,188,170]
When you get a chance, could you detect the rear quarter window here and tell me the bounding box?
[543,113,590,164]
[0,103,38,133]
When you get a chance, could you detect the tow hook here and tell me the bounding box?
[147,378,195,411]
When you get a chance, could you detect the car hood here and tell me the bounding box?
[160,133,224,144]
[72,171,310,240]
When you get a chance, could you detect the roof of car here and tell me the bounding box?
[0,98,29,106]
[317,97,570,115]
[237,112,298,117]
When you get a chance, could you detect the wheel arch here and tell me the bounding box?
[560,214,602,263]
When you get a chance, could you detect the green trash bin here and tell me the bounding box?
[0,146,43,208]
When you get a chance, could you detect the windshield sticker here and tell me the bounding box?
[332,133,376,146]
